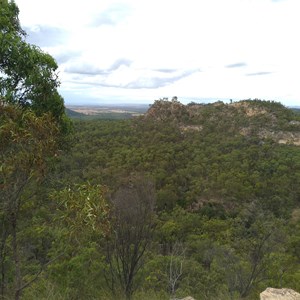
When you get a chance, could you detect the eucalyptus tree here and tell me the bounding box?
[0,1,70,299]
[0,0,69,132]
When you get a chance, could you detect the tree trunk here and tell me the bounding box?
[0,223,8,299]
[11,215,21,300]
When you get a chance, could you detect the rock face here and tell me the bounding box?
[260,288,300,300]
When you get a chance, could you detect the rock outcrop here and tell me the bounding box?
[260,288,300,300]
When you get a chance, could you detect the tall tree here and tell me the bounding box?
[0,102,61,299]
[0,1,70,298]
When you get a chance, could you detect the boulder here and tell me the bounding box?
[260,288,300,300]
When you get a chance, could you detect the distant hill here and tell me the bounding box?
[291,107,300,115]
[65,108,86,118]
[144,99,300,146]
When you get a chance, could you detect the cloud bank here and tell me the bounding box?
[15,0,300,106]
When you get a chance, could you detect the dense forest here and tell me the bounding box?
[2,97,300,300]
[1,1,300,300]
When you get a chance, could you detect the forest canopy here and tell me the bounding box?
[47,99,300,299]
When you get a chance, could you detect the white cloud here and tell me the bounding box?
[14,0,300,106]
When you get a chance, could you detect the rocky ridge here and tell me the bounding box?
[145,99,300,145]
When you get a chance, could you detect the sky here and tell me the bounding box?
[15,0,300,106]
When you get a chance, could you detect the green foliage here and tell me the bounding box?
[2,93,300,299]
[0,0,24,35]
[57,102,300,217]
[0,102,63,299]
[43,99,300,298]
[0,1,70,134]
[50,183,110,241]
[0,3,72,298]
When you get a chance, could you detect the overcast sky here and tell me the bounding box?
[15,0,300,106]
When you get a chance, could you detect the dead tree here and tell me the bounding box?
[104,176,156,300]
[168,242,186,298]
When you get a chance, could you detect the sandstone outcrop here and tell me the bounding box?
[260,288,300,300]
